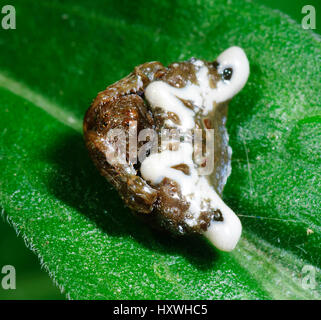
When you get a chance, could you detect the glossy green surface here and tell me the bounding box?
[0,217,63,299]
[0,0,320,299]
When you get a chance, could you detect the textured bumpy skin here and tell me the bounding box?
[83,59,231,235]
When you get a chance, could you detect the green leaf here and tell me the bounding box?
[0,0,320,299]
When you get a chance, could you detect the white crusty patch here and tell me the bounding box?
[141,46,249,252]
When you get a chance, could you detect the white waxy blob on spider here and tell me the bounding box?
[214,46,250,102]
[142,46,249,252]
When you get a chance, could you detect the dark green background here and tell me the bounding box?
[0,0,319,300]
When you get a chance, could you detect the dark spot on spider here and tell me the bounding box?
[171,163,190,175]
[213,61,219,69]
[203,118,211,129]
[136,90,145,98]
[222,68,233,81]
[213,209,224,222]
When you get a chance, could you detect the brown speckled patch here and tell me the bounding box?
[83,58,231,235]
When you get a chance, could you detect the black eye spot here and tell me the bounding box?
[213,209,224,222]
[222,67,233,81]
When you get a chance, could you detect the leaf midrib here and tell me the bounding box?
[0,71,82,132]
